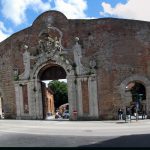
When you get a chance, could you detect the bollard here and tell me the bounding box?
[73,110,77,120]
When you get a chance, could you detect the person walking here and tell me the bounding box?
[118,108,123,120]
[126,107,131,121]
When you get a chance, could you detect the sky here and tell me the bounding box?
[0,0,150,42]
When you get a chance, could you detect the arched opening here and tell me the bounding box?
[125,81,146,118]
[38,64,69,120]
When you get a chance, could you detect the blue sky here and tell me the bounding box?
[0,0,150,42]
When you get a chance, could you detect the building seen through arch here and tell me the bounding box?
[39,65,68,119]
[1,10,150,120]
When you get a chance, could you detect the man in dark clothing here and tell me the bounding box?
[118,108,123,120]
[126,107,131,120]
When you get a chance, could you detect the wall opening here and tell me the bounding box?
[125,81,146,117]
[38,64,69,120]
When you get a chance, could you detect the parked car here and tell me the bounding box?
[62,110,70,119]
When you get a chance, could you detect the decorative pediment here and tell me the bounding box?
[29,26,74,79]
[37,24,63,56]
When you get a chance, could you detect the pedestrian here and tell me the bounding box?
[142,107,146,119]
[126,107,131,120]
[118,108,123,120]
[134,106,137,117]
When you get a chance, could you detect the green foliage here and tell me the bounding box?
[48,80,68,109]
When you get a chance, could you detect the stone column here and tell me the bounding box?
[28,80,37,119]
[14,82,31,119]
[35,79,43,119]
[77,77,83,117]
[88,75,99,119]
[67,76,78,120]
[14,82,21,119]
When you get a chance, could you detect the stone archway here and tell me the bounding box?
[14,23,78,120]
[14,43,99,120]
[31,57,77,120]
[14,50,77,120]
[38,64,68,119]
[119,74,150,118]
[14,23,99,120]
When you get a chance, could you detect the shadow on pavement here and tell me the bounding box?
[116,122,129,124]
[79,134,150,147]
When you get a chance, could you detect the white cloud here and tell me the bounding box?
[100,0,150,21]
[0,0,90,42]
[1,0,90,26]
[1,0,51,25]
[0,30,9,42]
[0,21,12,42]
[54,0,88,19]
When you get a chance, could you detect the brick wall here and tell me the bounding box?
[0,11,150,119]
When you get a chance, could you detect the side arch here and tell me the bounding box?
[119,74,150,117]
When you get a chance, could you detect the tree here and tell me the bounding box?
[48,80,68,109]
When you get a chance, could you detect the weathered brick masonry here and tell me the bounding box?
[0,10,150,120]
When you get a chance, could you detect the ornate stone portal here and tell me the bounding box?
[14,17,99,120]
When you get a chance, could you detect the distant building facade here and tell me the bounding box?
[44,87,55,117]
[0,10,150,120]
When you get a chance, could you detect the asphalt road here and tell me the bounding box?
[0,119,150,147]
